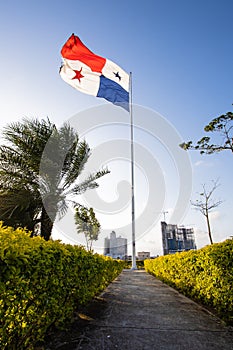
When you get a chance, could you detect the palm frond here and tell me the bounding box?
[63,140,91,189]
[67,168,110,196]
[3,117,56,172]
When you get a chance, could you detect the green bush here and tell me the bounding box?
[0,223,124,349]
[124,260,145,269]
[144,239,233,324]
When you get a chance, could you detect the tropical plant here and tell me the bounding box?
[75,206,100,250]
[0,117,109,240]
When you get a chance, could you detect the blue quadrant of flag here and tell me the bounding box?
[97,75,129,111]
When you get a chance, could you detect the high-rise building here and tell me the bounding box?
[104,231,127,259]
[161,222,197,255]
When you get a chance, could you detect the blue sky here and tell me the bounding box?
[0,0,232,255]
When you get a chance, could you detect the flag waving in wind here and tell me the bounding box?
[60,34,130,111]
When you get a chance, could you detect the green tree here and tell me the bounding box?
[75,207,100,251]
[180,110,233,154]
[191,179,222,244]
[0,117,109,240]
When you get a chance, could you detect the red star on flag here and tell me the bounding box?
[72,68,84,82]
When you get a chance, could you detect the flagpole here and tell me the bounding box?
[129,72,137,270]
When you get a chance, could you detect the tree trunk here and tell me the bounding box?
[206,213,213,244]
[40,206,54,241]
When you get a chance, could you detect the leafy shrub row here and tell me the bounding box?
[124,260,145,269]
[0,223,124,349]
[144,239,233,324]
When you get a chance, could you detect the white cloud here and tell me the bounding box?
[209,210,221,221]
[194,228,210,249]
[194,160,204,167]
[194,160,214,167]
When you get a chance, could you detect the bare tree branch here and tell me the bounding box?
[191,179,223,244]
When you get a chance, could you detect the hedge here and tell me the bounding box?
[0,223,124,349]
[144,239,233,324]
[124,260,145,269]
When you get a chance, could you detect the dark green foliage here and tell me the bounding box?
[180,110,233,154]
[0,117,109,239]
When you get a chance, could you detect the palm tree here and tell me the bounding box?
[0,117,109,240]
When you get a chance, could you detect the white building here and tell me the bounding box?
[137,251,150,260]
[104,231,127,259]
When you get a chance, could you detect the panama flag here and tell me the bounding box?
[60,34,130,111]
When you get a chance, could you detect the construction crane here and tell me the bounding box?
[157,211,168,222]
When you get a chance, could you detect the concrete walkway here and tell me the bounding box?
[45,269,233,350]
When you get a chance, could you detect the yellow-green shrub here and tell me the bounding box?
[124,260,145,269]
[0,223,124,349]
[144,240,233,324]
